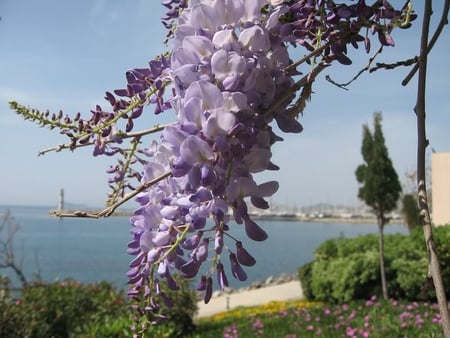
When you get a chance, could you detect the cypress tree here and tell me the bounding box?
[355,112,402,299]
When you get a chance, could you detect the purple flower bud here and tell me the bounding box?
[155,278,161,294]
[144,285,151,298]
[160,205,179,219]
[129,252,145,268]
[191,216,207,230]
[190,188,213,203]
[182,231,203,250]
[229,253,247,281]
[157,261,168,277]
[275,114,303,133]
[127,289,139,298]
[127,247,141,255]
[217,262,229,290]
[127,238,140,248]
[127,266,140,278]
[204,277,213,304]
[147,248,161,264]
[181,259,201,278]
[140,231,155,252]
[152,230,171,246]
[236,241,256,266]
[364,37,371,53]
[197,275,207,291]
[201,165,216,187]
[188,166,201,188]
[165,270,179,291]
[244,217,268,241]
[250,196,269,209]
[128,274,143,285]
[335,5,353,19]
[335,53,352,65]
[215,230,224,254]
[192,238,209,262]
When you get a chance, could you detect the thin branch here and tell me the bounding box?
[50,171,172,218]
[402,0,450,86]
[0,210,28,286]
[106,136,142,206]
[38,124,170,156]
[369,56,419,73]
[325,45,384,90]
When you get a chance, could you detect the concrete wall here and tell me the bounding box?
[432,153,450,226]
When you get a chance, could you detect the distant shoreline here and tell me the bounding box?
[47,209,404,225]
[48,209,133,217]
[250,214,404,225]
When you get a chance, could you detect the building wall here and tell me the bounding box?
[432,153,450,226]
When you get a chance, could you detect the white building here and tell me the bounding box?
[431,153,450,226]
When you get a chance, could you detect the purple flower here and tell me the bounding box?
[217,261,229,290]
[236,241,256,266]
[229,253,247,281]
[180,135,214,165]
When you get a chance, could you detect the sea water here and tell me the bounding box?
[0,205,408,290]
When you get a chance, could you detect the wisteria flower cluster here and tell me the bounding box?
[10,0,414,334]
[127,0,299,323]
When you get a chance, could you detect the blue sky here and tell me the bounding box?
[0,1,449,210]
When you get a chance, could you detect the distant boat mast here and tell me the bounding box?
[58,188,64,211]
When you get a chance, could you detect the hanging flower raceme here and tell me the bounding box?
[126,0,298,327]
[122,0,415,331]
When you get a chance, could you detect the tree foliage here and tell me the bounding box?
[401,193,421,232]
[356,112,402,220]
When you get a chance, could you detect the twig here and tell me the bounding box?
[369,56,419,73]
[51,171,172,218]
[106,136,142,206]
[38,124,169,156]
[325,45,384,90]
[402,0,450,86]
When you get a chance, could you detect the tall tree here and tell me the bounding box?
[355,112,402,300]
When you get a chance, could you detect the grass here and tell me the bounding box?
[188,297,445,337]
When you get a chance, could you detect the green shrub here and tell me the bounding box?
[298,262,314,300]
[76,314,134,338]
[0,279,129,338]
[309,250,381,303]
[390,256,428,299]
[427,225,450,299]
[0,275,198,338]
[299,226,450,302]
[0,276,34,337]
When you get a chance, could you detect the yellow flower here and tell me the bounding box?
[202,300,323,322]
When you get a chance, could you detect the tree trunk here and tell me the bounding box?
[377,216,388,300]
[414,1,450,337]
